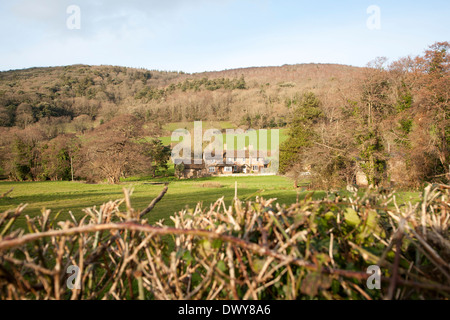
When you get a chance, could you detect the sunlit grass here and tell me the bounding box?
[0,176,299,228]
[0,176,421,231]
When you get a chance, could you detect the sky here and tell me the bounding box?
[0,0,448,73]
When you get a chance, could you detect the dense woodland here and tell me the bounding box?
[0,42,448,188]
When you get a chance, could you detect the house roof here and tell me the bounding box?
[183,163,205,170]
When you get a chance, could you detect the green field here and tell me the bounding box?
[0,175,422,231]
[0,176,306,228]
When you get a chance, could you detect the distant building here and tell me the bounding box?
[176,146,273,179]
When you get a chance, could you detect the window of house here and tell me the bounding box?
[209,167,216,173]
[253,166,259,171]
[224,167,232,173]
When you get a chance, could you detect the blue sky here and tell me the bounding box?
[0,0,448,73]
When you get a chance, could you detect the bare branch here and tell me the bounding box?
[139,185,169,219]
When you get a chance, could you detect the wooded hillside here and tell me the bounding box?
[0,42,448,188]
[0,63,360,127]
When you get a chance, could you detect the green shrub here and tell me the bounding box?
[0,185,448,300]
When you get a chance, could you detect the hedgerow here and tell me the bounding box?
[0,184,448,300]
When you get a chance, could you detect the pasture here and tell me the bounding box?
[0,176,421,230]
[0,176,302,228]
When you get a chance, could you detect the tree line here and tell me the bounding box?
[0,115,171,183]
[280,42,449,189]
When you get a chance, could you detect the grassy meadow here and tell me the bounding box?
[0,175,422,230]
[0,176,299,227]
